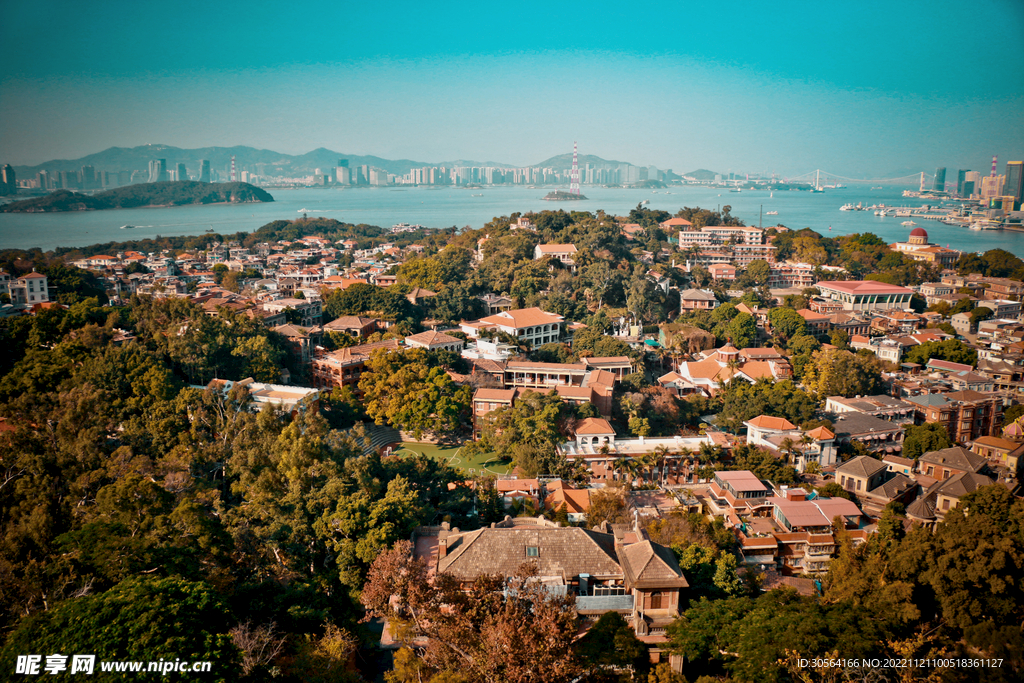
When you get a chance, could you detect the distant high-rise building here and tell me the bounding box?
[335,165,351,185]
[36,170,50,191]
[80,165,97,189]
[176,163,188,182]
[956,169,968,195]
[337,159,348,169]
[981,175,1005,200]
[118,170,131,186]
[933,167,946,192]
[148,159,167,183]
[0,164,16,195]
[1004,161,1023,206]
[199,160,211,183]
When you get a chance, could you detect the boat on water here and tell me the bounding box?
[901,220,917,227]
[119,225,134,230]
[298,208,310,213]
[871,186,883,190]
[840,203,855,211]
[765,210,778,215]
[641,199,650,205]
[471,193,483,197]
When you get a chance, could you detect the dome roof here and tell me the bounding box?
[909,227,928,238]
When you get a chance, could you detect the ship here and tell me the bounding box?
[119,225,134,229]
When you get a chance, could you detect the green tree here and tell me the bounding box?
[768,307,808,343]
[902,422,954,460]
[902,339,977,367]
[801,347,883,398]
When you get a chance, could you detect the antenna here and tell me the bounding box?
[231,155,237,183]
[570,142,580,196]
[991,155,998,177]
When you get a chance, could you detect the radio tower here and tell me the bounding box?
[569,141,580,196]
[230,155,237,182]
[991,155,998,177]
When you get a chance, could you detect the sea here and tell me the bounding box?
[1,184,1022,256]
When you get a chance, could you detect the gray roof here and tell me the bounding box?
[830,395,914,413]
[905,394,949,408]
[680,288,718,301]
[438,526,622,580]
[935,471,996,499]
[837,455,887,478]
[906,494,936,520]
[833,412,905,437]
[868,473,916,500]
[919,446,987,473]
[618,540,689,589]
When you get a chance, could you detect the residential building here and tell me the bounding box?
[743,415,837,472]
[472,388,516,438]
[461,308,564,347]
[917,446,988,480]
[310,339,401,393]
[7,271,49,308]
[815,281,915,312]
[534,244,578,269]
[832,412,905,454]
[666,345,793,397]
[906,390,1002,442]
[825,395,915,424]
[262,297,322,327]
[404,330,464,353]
[323,315,379,338]
[679,289,720,312]
[423,517,689,648]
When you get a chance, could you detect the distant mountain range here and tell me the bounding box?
[11,145,668,178]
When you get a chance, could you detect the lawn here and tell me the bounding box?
[388,442,511,476]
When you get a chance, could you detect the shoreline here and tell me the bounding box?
[4,199,271,214]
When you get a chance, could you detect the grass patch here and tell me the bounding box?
[392,442,511,475]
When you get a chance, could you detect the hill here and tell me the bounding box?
[11,145,514,179]
[681,169,720,181]
[0,181,273,213]
[531,153,632,169]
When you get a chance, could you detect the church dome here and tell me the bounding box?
[909,227,927,237]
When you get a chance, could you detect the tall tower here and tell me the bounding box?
[569,141,580,196]
[991,156,998,177]
[1005,161,1023,206]
[230,156,237,183]
[933,167,946,192]
[199,160,211,183]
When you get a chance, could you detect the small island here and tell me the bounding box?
[0,181,274,213]
[542,190,588,201]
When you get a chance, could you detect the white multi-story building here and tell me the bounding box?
[4,271,49,308]
[460,307,564,347]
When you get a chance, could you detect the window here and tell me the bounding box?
[526,546,539,557]
[650,592,663,609]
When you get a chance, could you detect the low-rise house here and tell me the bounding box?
[825,395,916,424]
[917,446,988,480]
[971,436,1024,476]
[906,390,1002,442]
[310,339,401,393]
[323,315,379,338]
[743,415,837,472]
[262,297,322,327]
[679,288,720,312]
[422,516,689,651]
[461,308,564,347]
[832,412,906,455]
[495,478,541,508]
[404,330,464,353]
[534,244,578,269]
[543,482,592,523]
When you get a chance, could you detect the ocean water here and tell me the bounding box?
[1,184,1022,256]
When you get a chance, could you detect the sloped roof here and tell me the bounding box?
[618,540,689,589]
[480,308,564,328]
[747,415,797,431]
[868,473,915,500]
[576,417,615,436]
[405,330,462,346]
[680,288,718,301]
[438,526,622,579]
[906,494,936,520]
[919,446,987,473]
[837,455,887,478]
[935,471,995,499]
[544,488,591,515]
[805,426,836,440]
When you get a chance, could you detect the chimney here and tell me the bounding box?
[438,538,448,559]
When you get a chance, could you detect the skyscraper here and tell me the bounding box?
[199,160,211,183]
[149,159,167,183]
[933,167,946,192]
[1004,161,1023,206]
[176,163,188,182]
[956,169,969,196]
[0,164,16,195]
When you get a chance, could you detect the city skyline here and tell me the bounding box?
[1,1,1022,177]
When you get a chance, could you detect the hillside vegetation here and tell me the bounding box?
[0,181,273,213]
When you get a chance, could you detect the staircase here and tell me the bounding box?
[359,423,402,455]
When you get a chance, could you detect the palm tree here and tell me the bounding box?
[779,437,797,465]
[653,445,672,487]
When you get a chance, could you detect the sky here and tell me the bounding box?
[1,0,1023,178]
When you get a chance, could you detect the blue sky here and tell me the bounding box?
[1,0,1022,177]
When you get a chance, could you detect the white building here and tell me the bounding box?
[460,308,564,347]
